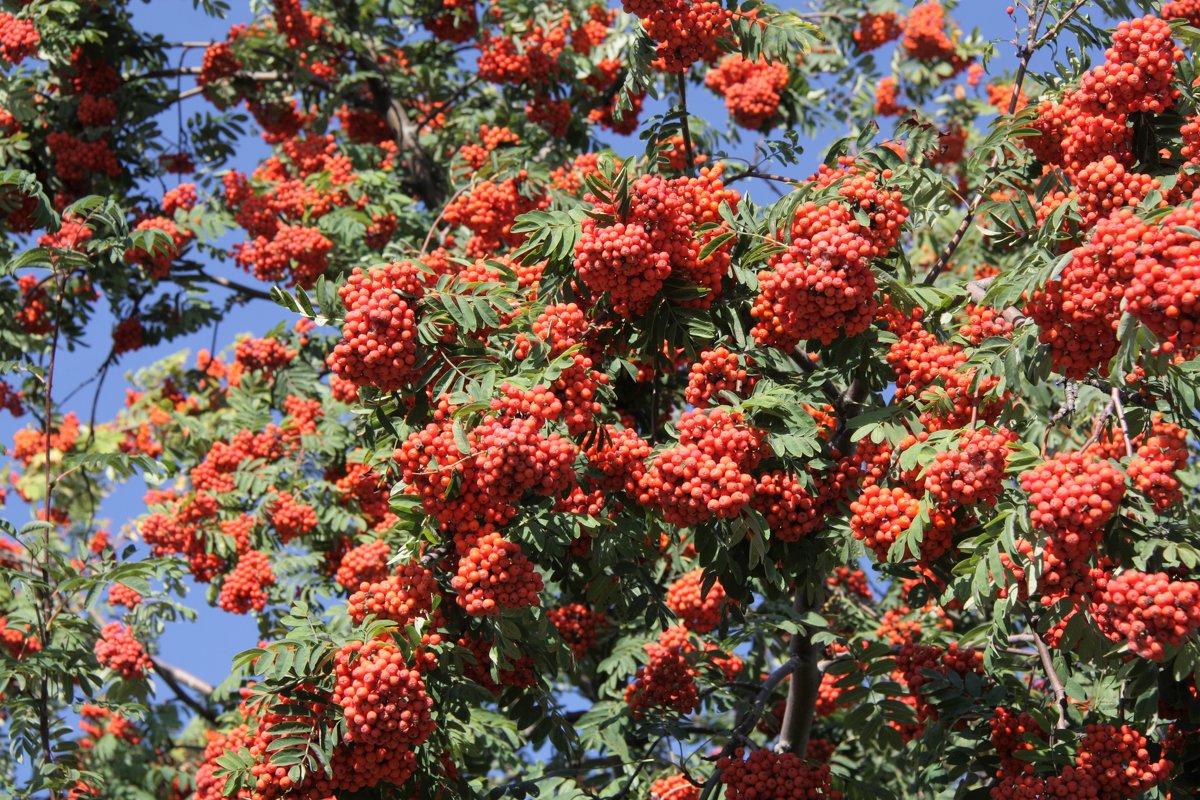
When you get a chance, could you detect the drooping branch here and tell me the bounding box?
[152,658,218,724]
[1023,610,1069,731]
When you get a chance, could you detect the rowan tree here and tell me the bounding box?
[1,0,1200,799]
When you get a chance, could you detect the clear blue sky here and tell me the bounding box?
[1,1,1035,687]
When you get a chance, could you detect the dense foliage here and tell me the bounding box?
[2,0,1200,798]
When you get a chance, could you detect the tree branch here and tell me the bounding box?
[774,588,825,756]
[152,658,218,724]
[1023,610,1069,731]
[1110,386,1134,458]
[922,0,1088,285]
[676,74,697,175]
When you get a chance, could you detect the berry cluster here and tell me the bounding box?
[107,583,143,609]
[850,484,953,564]
[666,569,728,633]
[94,622,152,680]
[0,13,38,65]
[548,603,604,658]
[895,642,983,723]
[575,167,739,317]
[854,11,904,52]
[923,427,1014,507]
[335,539,392,590]
[217,550,276,614]
[704,56,789,130]
[622,0,731,72]
[1090,570,1200,660]
[451,530,544,615]
[650,774,698,800]
[348,562,439,625]
[716,748,838,800]
[331,639,434,748]
[327,261,426,392]
[624,627,700,715]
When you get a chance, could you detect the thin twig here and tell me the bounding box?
[1023,609,1069,731]
[676,74,697,175]
[1110,387,1135,458]
[923,0,1088,285]
[152,659,218,724]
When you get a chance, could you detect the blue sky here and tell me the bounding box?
[2,1,1040,688]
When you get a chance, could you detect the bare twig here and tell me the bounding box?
[676,74,697,175]
[152,659,218,724]
[1023,609,1069,731]
[923,0,1088,285]
[194,271,274,301]
[1110,387,1135,458]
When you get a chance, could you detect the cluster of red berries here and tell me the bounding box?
[401,389,573,520]
[451,530,544,615]
[548,603,604,658]
[991,723,1172,800]
[717,748,838,800]
[649,774,698,800]
[895,641,983,723]
[233,336,296,374]
[442,173,549,257]
[331,639,434,748]
[850,483,953,564]
[1078,16,1181,115]
[216,549,274,614]
[0,13,38,65]
[476,20,567,85]
[232,223,332,288]
[327,261,426,392]
[126,217,193,280]
[94,622,152,680]
[47,132,121,183]
[111,317,146,356]
[923,427,1014,507]
[270,492,318,542]
[1090,570,1200,660]
[622,0,731,72]
[335,539,392,590]
[575,166,739,317]
[1164,0,1200,26]
[1020,451,1126,552]
[585,425,651,497]
[854,11,904,52]
[902,2,965,68]
[624,628,700,715]
[638,409,764,527]
[874,77,905,117]
[107,583,143,609]
[684,346,756,408]
[79,704,141,747]
[0,617,41,660]
[422,0,477,42]
[348,562,439,626]
[525,97,572,137]
[704,56,789,130]
[665,570,728,633]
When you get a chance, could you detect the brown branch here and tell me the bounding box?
[922,0,1087,285]
[1023,609,1069,731]
[774,588,826,756]
[152,658,218,724]
[1110,386,1134,458]
[193,271,274,301]
[725,169,794,186]
[676,75,697,175]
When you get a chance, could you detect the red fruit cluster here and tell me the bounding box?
[902,2,963,66]
[1164,0,1200,26]
[0,617,41,660]
[717,748,838,800]
[112,317,145,356]
[234,338,296,377]
[348,562,439,626]
[456,124,520,171]
[1124,204,1200,348]
[233,223,332,288]
[331,639,434,748]
[991,723,1171,800]
[476,21,567,85]
[1090,570,1200,660]
[1078,16,1181,115]
[854,11,904,52]
[752,469,846,543]
[162,183,198,216]
[575,167,739,317]
[458,632,536,692]
[107,583,143,609]
[335,539,392,590]
[47,131,121,183]
[990,707,1044,773]
[394,387,576,535]
[127,217,193,280]
[1127,416,1189,510]
[0,13,38,65]
[624,628,699,716]
[650,774,698,800]
[548,603,604,657]
[1021,451,1126,549]
[666,569,728,633]
[94,622,152,680]
[924,427,1014,507]
[585,425,651,496]
[684,346,755,408]
[850,484,953,564]
[874,76,905,117]
[422,0,477,42]
[704,56,790,130]
[525,97,572,137]
[199,40,241,88]
[451,531,543,615]
[895,642,983,722]
[622,0,731,72]
[326,261,426,392]
[217,550,276,614]
[270,492,317,542]
[638,409,764,526]
[442,172,548,257]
